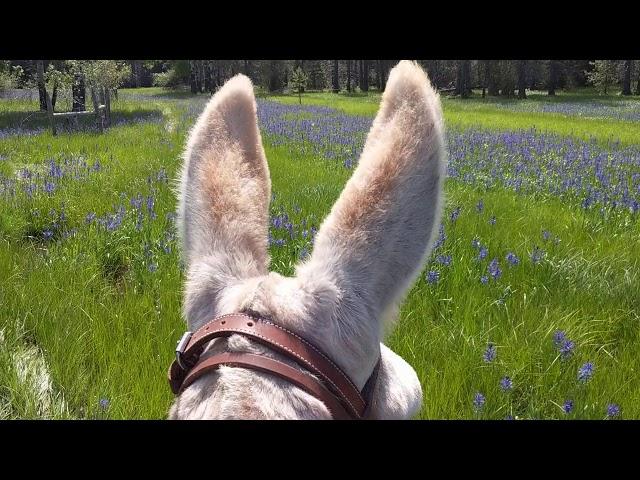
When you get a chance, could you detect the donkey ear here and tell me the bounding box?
[297,61,446,329]
[177,75,271,307]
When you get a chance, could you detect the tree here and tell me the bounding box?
[36,61,56,135]
[68,60,131,129]
[517,60,527,99]
[289,67,309,104]
[332,60,339,93]
[547,60,560,96]
[72,70,86,112]
[456,60,471,98]
[377,60,391,91]
[189,60,199,93]
[361,60,369,92]
[586,60,618,95]
[622,60,633,96]
[486,60,500,96]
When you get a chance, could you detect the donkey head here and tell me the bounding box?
[169,60,446,419]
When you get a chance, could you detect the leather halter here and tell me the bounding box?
[168,313,381,420]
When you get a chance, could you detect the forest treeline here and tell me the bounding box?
[2,60,639,113]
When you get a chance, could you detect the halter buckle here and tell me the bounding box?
[175,331,193,370]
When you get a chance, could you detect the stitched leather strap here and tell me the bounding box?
[168,313,367,418]
[180,352,354,420]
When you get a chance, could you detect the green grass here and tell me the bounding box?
[1,87,639,419]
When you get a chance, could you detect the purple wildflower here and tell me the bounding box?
[44,182,56,194]
[500,376,513,391]
[563,400,574,414]
[426,270,440,284]
[606,404,620,418]
[559,340,575,359]
[553,330,566,347]
[531,247,545,264]
[505,252,519,266]
[450,206,461,222]
[436,255,452,266]
[578,361,594,383]
[473,392,485,411]
[488,259,502,280]
[483,343,497,363]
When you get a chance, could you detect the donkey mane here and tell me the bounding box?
[169,60,446,419]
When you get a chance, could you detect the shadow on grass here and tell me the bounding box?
[119,88,202,100]
[461,89,640,106]
[0,108,165,137]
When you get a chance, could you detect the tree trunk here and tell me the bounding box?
[346,60,351,92]
[332,60,340,93]
[486,60,499,96]
[189,60,198,94]
[379,60,391,91]
[130,60,142,88]
[243,59,249,76]
[90,88,103,133]
[51,81,58,111]
[72,71,86,112]
[37,60,48,111]
[463,60,471,96]
[196,60,204,93]
[548,60,558,96]
[636,69,640,95]
[517,60,527,99]
[36,61,56,135]
[456,60,471,98]
[361,60,369,92]
[104,87,111,127]
[622,60,633,96]
[204,61,212,92]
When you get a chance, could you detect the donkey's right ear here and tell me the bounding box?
[177,75,271,314]
[298,61,446,332]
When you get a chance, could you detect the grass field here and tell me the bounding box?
[1,86,639,419]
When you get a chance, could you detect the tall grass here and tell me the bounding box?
[1,88,638,419]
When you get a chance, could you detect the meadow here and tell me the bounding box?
[0,85,639,419]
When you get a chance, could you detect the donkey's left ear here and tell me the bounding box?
[178,74,271,281]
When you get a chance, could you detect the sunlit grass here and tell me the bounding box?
[1,87,638,419]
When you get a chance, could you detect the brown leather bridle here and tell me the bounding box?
[168,313,381,419]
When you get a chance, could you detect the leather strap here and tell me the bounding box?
[168,313,366,418]
[180,352,354,420]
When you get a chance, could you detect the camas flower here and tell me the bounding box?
[483,343,497,363]
[578,362,594,383]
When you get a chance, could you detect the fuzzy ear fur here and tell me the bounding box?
[177,75,271,329]
[297,60,446,334]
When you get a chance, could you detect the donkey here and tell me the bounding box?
[169,60,446,419]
